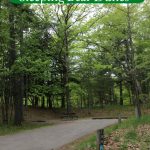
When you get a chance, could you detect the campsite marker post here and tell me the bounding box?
[97,129,104,150]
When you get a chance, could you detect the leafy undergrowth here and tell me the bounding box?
[75,115,150,150]
[0,122,50,136]
[104,124,150,150]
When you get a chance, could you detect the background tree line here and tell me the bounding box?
[0,1,150,125]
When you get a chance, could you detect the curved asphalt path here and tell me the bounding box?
[0,119,117,150]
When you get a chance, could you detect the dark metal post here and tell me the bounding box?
[97,129,104,150]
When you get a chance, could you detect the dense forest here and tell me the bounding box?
[0,1,150,125]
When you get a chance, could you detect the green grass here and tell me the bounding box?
[117,115,150,128]
[0,122,50,136]
[91,105,133,111]
[125,129,137,140]
[103,115,150,134]
[76,135,96,150]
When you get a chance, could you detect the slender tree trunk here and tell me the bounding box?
[119,80,123,105]
[126,4,142,118]
[1,1,10,125]
[41,97,45,108]
[8,3,18,125]
[127,86,132,105]
[64,8,71,114]
[48,96,53,109]
[87,93,91,114]
[61,93,65,108]
[99,93,103,108]
[34,96,39,107]
[80,94,83,109]
[47,95,52,109]
[24,75,28,107]
[9,3,23,125]
[132,78,142,118]
[19,7,24,121]
[14,76,23,125]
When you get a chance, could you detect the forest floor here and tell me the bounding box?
[24,105,150,122]
[24,105,132,122]
[0,105,150,124]
[0,119,117,150]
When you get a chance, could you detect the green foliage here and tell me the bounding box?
[125,129,137,140]
[0,1,150,124]
[76,135,96,150]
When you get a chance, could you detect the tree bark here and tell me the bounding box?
[9,3,23,125]
[126,4,142,118]
[119,80,123,105]
[63,6,71,114]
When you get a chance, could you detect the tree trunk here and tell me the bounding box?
[119,80,123,105]
[47,96,52,109]
[80,94,83,109]
[14,76,23,125]
[61,93,65,108]
[41,97,45,108]
[9,4,23,125]
[19,8,24,121]
[128,87,132,105]
[132,78,142,119]
[34,96,39,107]
[63,8,71,114]
[126,4,142,118]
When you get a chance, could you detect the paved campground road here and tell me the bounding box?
[0,119,117,150]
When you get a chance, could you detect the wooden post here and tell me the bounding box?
[97,129,104,150]
[118,114,122,124]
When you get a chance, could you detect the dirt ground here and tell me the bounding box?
[24,105,150,122]
[24,106,134,122]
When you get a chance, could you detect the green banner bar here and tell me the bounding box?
[10,0,144,4]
